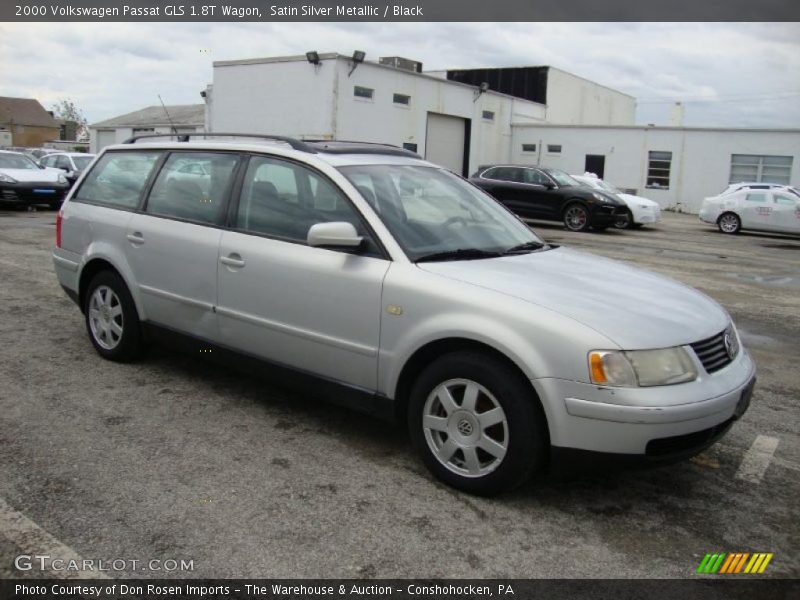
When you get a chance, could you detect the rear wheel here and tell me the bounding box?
[563,203,591,232]
[614,209,633,229]
[408,352,547,495]
[718,212,741,234]
[84,271,144,362]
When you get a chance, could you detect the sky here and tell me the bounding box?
[1,22,799,128]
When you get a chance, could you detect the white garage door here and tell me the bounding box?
[95,130,116,151]
[425,113,467,175]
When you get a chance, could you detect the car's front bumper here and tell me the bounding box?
[590,205,627,226]
[0,182,70,206]
[532,347,756,462]
[631,205,662,225]
[699,207,721,224]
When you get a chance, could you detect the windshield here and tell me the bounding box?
[546,169,580,187]
[339,165,545,261]
[0,153,39,170]
[72,156,94,170]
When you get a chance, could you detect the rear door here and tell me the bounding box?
[125,151,241,341]
[770,192,800,234]
[738,191,773,231]
[216,154,388,391]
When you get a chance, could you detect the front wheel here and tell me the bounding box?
[563,203,591,232]
[718,212,741,234]
[84,271,144,362]
[408,352,547,495]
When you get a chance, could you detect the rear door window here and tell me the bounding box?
[74,151,161,209]
[146,152,239,224]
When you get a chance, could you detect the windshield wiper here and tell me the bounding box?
[415,248,503,263]
[502,241,547,255]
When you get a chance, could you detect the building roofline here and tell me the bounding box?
[510,122,800,133]
[213,53,547,108]
[545,66,637,101]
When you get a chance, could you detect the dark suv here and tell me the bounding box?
[470,165,627,232]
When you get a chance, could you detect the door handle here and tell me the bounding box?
[220,253,246,268]
[126,232,144,244]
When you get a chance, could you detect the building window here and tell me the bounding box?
[482,110,495,121]
[646,151,672,189]
[393,93,411,106]
[730,154,792,185]
[354,86,374,100]
[521,144,537,153]
[546,144,562,154]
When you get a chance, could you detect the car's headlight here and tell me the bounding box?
[0,173,18,183]
[57,174,68,184]
[591,192,610,203]
[589,347,698,387]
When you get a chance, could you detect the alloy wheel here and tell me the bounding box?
[719,214,740,233]
[88,285,124,350]
[565,206,588,231]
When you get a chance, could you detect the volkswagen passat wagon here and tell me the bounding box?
[53,135,756,495]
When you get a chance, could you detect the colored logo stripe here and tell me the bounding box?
[697,552,773,574]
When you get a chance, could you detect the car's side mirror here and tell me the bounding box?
[307,222,363,249]
[544,182,556,190]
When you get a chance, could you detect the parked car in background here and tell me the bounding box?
[39,152,96,185]
[699,186,800,235]
[29,148,59,161]
[718,182,799,197]
[54,136,756,495]
[572,173,661,229]
[470,165,627,232]
[0,150,70,209]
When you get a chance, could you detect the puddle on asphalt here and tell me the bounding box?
[727,273,800,288]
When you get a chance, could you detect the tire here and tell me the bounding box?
[408,351,547,496]
[718,212,741,234]
[84,271,144,362]
[614,209,633,229]
[563,202,591,232]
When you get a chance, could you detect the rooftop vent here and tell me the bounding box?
[379,56,423,73]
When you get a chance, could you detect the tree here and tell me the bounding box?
[50,99,89,142]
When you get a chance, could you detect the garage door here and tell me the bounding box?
[95,130,116,151]
[425,113,468,175]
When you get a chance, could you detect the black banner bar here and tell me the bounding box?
[1,579,798,600]
[4,0,800,22]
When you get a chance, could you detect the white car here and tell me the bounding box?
[718,182,798,197]
[699,186,800,235]
[572,173,661,229]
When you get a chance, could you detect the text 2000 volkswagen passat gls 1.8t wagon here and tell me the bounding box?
[52,135,756,495]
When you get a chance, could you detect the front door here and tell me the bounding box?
[738,191,773,231]
[770,191,800,234]
[216,154,389,391]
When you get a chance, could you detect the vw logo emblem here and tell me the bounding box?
[457,419,473,436]
[723,330,736,359]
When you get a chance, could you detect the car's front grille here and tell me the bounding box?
[690,329,733,374]
[1,187,67,205]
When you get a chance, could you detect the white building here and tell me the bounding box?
[206,53,635,176]
[510,124,800,213]
[89,104,205,153]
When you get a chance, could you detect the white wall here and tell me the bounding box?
[545,68,636,126]
[511,125,800,212]
[90,125,203,153]
[210,55,547,175]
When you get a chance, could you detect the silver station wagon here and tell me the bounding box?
[53,135,756,495]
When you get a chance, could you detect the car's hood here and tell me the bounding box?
[0,168,63,183]
[619,193,659,208]
[418,246,728,349]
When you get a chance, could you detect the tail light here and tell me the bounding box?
[56,210,63,248]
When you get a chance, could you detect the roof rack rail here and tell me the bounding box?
[121,132,317,153]
[304,140,421,158]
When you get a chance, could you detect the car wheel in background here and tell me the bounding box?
[614,209,633,229]
[563,203,591,232]
[84,271,144,362]
[718,212,741,234]
[408,351,547,495]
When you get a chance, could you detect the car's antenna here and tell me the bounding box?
[157,94,177,135]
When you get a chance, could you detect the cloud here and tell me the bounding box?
[1,22,798,127]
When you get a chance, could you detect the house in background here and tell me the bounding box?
[89,104,205,153]
[0,96,60,147]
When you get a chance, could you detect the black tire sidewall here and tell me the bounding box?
[84,271,143,362]
[614,209,633,229]
[408,352,546,495]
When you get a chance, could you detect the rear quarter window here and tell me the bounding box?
[74,152,161,209]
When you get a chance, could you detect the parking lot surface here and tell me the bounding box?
[0,209,798,578]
